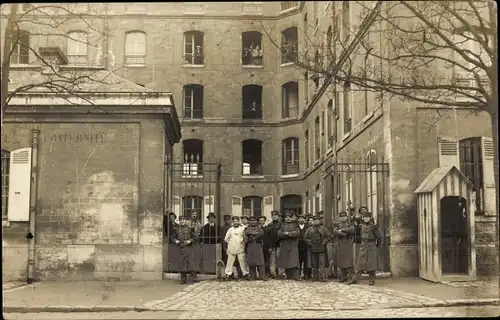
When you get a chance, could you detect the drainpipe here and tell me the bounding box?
[26,129,39,283]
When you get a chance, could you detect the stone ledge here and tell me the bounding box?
[2,305,158,313]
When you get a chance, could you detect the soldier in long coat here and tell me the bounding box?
[333,211,355,282]
[305,215,332,282]
[348,211,382,286]
[258,216,272,278]
[170,215,200,284]
[244,216,267,280]
[267,210,282,278]
[276,212,300,280]
[297,214,310,280]
[352,206,366,265]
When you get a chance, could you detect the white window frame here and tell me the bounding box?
[242,196,263,217]
[366,150,378,222]
[283,138,299,174]
[67,31,88,65]
[125,31,146,66]
[184,31,204,66]
[10,29,29,65]
[183,85,203,119]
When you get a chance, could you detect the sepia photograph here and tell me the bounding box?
[1,1,499,319]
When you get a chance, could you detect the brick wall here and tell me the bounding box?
[2,115,169,280]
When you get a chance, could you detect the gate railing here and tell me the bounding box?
[324,159,391,272]
[163,159,223,277]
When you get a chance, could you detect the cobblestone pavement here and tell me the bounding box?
[5,306,500,319]
[441,280,497,288]
[145,280,444,312]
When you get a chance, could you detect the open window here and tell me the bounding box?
[183,196,203,221]
[281,194,302,216]
[282,81,299,118]
[10,29,29,64]
[183,139,203,177]
[282,138,299,175]
[242,139,263,175]
[183,84,203,119]
[67,30,88,65]
[242,196,263,217]
[125,31,146,65]
[281,27,298,64]
[184,31,204,65]
[1,150,10,221]
[242,31,263,66]
[242,85,263,119]
[314,116,320,160]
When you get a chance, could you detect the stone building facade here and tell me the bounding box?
[2,2,496,278]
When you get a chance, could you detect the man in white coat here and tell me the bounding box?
[223,216,250,281]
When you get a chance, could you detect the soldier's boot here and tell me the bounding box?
[339,268,347,282]
[304,268,312,281]
[368,271,376,286]
[243,273,251,281]
[319,268,327,282]
[190,271,199,283]
[258,266,267,281]
[347,270,362,285]
[249,267,257,280]
[180,272,188,284]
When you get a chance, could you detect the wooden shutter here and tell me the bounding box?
[481,137,495,216]
[263,196,274,221]
[438,137,459,168]
[232,196,242,216]
[203,195,214,224]
[172,196,181,219]
[7,148,32,221]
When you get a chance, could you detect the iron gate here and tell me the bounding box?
[163,157,223,276]
[324,158,391,272]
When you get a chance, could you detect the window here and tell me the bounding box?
[327,100,333,147]
[459,137,485,213]
[67,31,88,65]
[343,81,352,133]
[282,81,299,118]
[304,130,310,167]
[242,196,263,217]
[281,194,302,216]
[242,85,263,119]
[184,84,204,119]
[10,29,29,64]
[183,196,203,221]
[341,1,351,42]
[125,31,146,65]
[282,138,299,175]
[1,150,10,221]
[344,165,353,210]
[314,116,320,160]
[314,184,321,214]
[242,31,263,66]
[281,1,298,11]
[242,139,263,175]
[281,27,298,64]
[366,150,378,221]
[184,31,204,65]
[183,139,203,176]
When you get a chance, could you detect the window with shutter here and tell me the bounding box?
[438,137,459,167]
[481,137,495,216]
[203,196,214,224]
[344,165,353,211]
[172,196,181,218]
[242,196,263,217]
[7,148,32,222]
[232,196,242,216]
[366,150,378,221]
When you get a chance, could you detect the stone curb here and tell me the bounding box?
[4,298,499,313]
[2,305,161,313]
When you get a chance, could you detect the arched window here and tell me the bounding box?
[67,30,88,64]
[280,194,302,216]
[183,84,204,119]
[242,85,263,119]
[366,150,378,221]
[183,139,203,176]
[242,31,263,66]
[281,27,298,64]
[10,30,29,64]
[282,81,299,118]
[242,196,263,217]
[184,30,204,65]
[183,196,203,221]
[327,100,333,147]
[282,138,299,174]
[242,139,263,175]
[125,31,146,65]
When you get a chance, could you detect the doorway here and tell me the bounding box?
[440,196,468,274]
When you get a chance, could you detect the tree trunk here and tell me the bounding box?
[1,4,18,127]
[489,110,499,297]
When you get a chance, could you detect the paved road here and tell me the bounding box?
[4,306,500,319]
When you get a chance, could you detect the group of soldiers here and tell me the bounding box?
[164,206,382,286]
